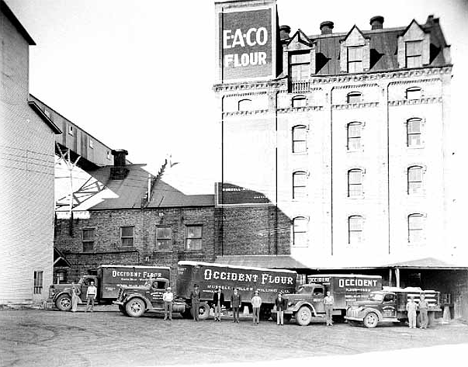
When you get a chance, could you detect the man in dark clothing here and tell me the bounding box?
[275,292,288,325]
[190,284,201,321]
[213,287,225,322]
[230,288,242,323]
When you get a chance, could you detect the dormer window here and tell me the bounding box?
[289,52,310,81]
[406,41,423,68]
[348,47,363,73]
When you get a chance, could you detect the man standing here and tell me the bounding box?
[213,287,224,322]
[85,280,97,312]
[190,284,201,321]
[406,296,417,329]
[251,291,262,325]
[230,288,242,323]
[163,287,174,321]
[275,292,288,326]
[324,291,334,326]
[419,294,429,329]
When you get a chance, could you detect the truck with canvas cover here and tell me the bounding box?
[114,261,297,319]
[49,265,170,311]
[345,287,442,328]
[275,274,382,326]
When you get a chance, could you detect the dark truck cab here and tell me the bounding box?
[275,274,382,326]
[345,287,442,328]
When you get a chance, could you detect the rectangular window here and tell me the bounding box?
[347,123,362,150]
[408,167,423,194]
[89,139,94,149]
[407,119,422,147]
[121,226,134,247]
[408,215,424,243]
[68,125,74,136]
[34,271,43,294]
[348,216,363,245]
[289,53,310,81]
[293,172,307,199]
[292,126,307,153]
[186,225,202,251]
[293,218,308,247]
[82,228,95,252]
[406,41,423,68]
[348,170,363,197]
[348,47,363,73]
[156,227,172,251]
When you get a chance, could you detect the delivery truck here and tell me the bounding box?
[49,265,170,311]
[275,274,382,326]
[114,261,297,319]
[345,286,442,328]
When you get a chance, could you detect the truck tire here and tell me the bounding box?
[295,306,312,326]
[55,294,72,311]
[125,298,146,317]
[198,303,210,320]
[363,312,379,328]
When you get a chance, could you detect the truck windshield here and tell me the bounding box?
[368,293,384,301]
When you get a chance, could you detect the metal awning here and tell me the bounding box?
[215,255,309,270]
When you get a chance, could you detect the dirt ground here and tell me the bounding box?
[1,307,467,367]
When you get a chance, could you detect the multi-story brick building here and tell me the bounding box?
[213,0,467,317]
[0,0,61,304]
[54,150,216,284]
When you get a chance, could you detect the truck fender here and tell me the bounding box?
[124,294,152,310]
[363,308,383,321]
[290,301,317,317]
[53,290,71,302]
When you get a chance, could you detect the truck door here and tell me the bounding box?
[311,286,325,313]
[148,279,167,309]
[381,293,397,319]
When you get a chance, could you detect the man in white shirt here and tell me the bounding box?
[85,280,97,312]
[163,287,174,321]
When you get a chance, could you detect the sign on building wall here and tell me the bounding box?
[219,6,276,81]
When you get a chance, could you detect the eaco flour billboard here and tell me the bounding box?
[218,3,277,81]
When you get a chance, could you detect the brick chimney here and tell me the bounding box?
[370,16,384,30]
[320,21,334,35]
[280,25,291,40]
[110,149,129,180]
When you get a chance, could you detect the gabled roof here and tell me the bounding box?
[88,164,214,210]
[1,0,35,45]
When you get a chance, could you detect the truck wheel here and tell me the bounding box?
[363,312,379,328]
[295,306,312,326]
[198,303,210,320]
[55,294,72,311]
[125,298,146,317]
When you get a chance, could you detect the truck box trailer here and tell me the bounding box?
[49,265,170,311]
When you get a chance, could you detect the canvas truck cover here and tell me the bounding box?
[177,261,297,304]
[99,265,171,299]
[308,274,383,308]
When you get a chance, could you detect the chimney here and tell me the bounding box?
[370,16,384,30]
[110,149,129,180]
[320,21,334,35]
[280,25,291,40]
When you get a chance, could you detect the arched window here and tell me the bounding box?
[348,169,363,197]
[408,214,424,243]
[408,166,423,194]
[348,216,363,245]
[347,91,362,103]
[293,217,308,247]
[347,122,362,150]
[406,87,421,100]
[407,118,422,147]
[292,171,307,199]
[238,99,252,111]
[292,125,307,153]
[292,95,307,108]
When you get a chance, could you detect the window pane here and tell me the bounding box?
[406,88,421,99]
[348,137,361,150]
[156,239,171,251]
[83,242,94,252]
[293,172,307,186]
[349,216,363,230]
[408,167,422,181]
[348,47,363,61]
[409,215,423,230]
[83,229,94,241]
[348,61,363,73]
[293,141,307,153]
[186,238,202,251]
[238,99,252,111]
[348,123,361,137]
[408,120,421,133]
[406,41,422,56]
[347,93,362,103]
[349,231,362,244]
[408,134,421,147]
[187,226,202,238]
[157,227,172,239]
[293,126,306,140]
[292,97,307,108]
[122,238,134,247]
[293,232,307,247]
[406,55,422,68]
[290,53,309,64]
[349,170,362,184]
[121,226,133,237]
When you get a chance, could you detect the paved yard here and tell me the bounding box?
[1,307,467,367]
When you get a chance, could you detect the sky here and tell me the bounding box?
[5,0,468,203]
